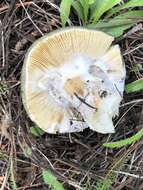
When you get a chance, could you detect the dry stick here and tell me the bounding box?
[44,0,60,11]
[115,103,138,127]
[0,0,60,12]
[113,170,143,179]
[0,134,14,190]
[120,99,143,107]
[0,169,9,190]
[0,20,5,67]
[32,2,61,25]
[0,1,33,12]
[123,43,143,56]
[18,0,44,36]
[123,23,143,37]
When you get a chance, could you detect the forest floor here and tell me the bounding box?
[0,0,143,190]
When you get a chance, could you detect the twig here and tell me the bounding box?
[123,43,143,55]
[0,2,34,12]
[0,169,9,190]
[0,20,5,67]
[115,103,138,127]
[113,170,143,179]
[74,93,98,111]
[123,23,143,37]
[120,99,143,107]
[18,0,43,36]
[44,0,60,11]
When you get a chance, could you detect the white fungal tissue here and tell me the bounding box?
[22,28,126,134]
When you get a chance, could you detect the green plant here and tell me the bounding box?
[60,0,143,37]
[95,173,116,190]
[103,128,143,149]
[29,126,45,137]
[125,78,143,93]
[42,169,65,190]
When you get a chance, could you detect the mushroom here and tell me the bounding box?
[21,27,126,134]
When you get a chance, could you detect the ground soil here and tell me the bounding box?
[0,1,143,190]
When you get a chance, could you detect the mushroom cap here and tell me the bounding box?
[21,27,125,134]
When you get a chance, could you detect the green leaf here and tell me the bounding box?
[103,128,143,149]
[125,78,143,93]
[116,10,143,19]
[72,1,84,23]
[105,10,143,37]
[104,25,133,37]
[89,1,97,18]
[90,19,134,29]
[96,173,116,190]
[88,21,133,37]
[88,24,131,37]
[29,126,45,137]
[89,0,96,4]
[110,0,143,15]
[60,0,73,26]
[88,10,143,37]
[42,170,65,190]
[79,0,90,23]
[91,0,122,23]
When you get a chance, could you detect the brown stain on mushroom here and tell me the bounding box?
[47,107,64,126]
[92,91,102,109]
[48,112,64,133]
[95,97,102,109]
[64,76,85,96]
[56,112,64,124]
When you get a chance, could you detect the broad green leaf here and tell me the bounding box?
[103,128,143,148]
[106,10,143,36]
[72,1,84,23]
[60,0,73,26]
[80,0,90,22]
[103,25,133,37]
[90,19,135,29]
[125,79,143,93]
[110,0,143,15]
[88,21,133,37]
[89,24,133,37]
[91,0,122,23]
[89,1,97,18]
[42,170,65,190]
[115,10,143,19]
[29,126,45,137]
[88,10,143,37]
[89,0,96,4]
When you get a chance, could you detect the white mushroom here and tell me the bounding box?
[21,27,126,134]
